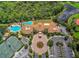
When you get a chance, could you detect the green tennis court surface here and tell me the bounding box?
[0,36,23,58]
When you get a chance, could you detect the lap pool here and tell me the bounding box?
[8,25,21,33]
[22,21,33,25]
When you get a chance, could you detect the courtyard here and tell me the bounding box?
[31,32,48,55]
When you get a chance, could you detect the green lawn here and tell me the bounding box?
[68,14,79,26]
[73,32,79,40]
[75,26,79,31]
[67,2,79,9]
[67,14,79,40]
[0,36,23,58]
[6,36,23,52]
[0,42,14,58]
[0,24,8,28]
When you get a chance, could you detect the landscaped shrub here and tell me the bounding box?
[33,52,35,58]
[45,51,49,58]
[56,42,63,46]
[29,40,32,45]
[33,29,38,34]
[24,44,28,49]
[47,33,54,38]
[75,51,79,58]
[74,26,79,32]
[67,42,75,50]
[43,29,48,34]
[38,55,42,58]
[0,39,4,44]
[29,35,33,45]
[76,44,79,52]
[29,48,32,53]
[68,40,79,58]
[47,40,53,48]
[28,53,32,58]
[0,33,4,44]
[73,32,79,40]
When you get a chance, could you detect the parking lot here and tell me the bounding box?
[13,36,29,58]
[49,36,73,58]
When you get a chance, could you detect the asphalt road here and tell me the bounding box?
[58,4,79,22]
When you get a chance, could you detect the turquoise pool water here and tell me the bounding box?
[22,21,33,25]
[8,25,21,32]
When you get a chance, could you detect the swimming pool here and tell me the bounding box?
[8,25,21,33]
[22,21,33,25]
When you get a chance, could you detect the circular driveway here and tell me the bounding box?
[31,32,48,55]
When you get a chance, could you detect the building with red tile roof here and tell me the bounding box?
[75,19,79,25]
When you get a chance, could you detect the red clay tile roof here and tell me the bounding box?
[75,19,79,25]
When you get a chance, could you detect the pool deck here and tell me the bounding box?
[8,20,60,34]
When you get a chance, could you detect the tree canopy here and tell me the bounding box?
[0,1,64,23]
[47,40,53,47]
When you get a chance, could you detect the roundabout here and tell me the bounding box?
[31,32,48,55]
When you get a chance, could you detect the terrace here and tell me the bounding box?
[33,20,60,33]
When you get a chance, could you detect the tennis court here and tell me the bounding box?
[0,42,14,58]
[6,36,23,51]
[0,36,23,58]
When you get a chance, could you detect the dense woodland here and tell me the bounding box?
[0,1,64,23]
